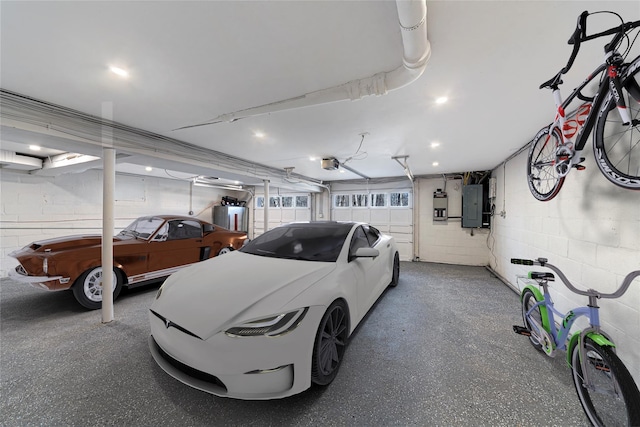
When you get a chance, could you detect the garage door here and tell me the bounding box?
[253,193,311,236]
[331,189,413,261]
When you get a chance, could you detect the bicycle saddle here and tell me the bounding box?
[540,73,563,90]
[530,271,555,281]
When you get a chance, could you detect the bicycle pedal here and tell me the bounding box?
[512,325,531,336]
[573,158,586,170]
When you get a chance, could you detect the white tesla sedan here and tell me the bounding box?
[148,221,399,400]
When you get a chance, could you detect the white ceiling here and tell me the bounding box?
[1,1,639,189]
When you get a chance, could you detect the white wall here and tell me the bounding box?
[0,169,240,275]
[490,150,640,384]
[415,177,490,266]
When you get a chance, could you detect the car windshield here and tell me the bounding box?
[118,217,164,240]
[240,222,353,262]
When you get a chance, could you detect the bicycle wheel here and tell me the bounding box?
[594,57,640,190]
[571,337,640,426]
[527,126,565,201]
[521,289,543,352]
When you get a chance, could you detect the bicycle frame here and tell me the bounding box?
[542,15,640,178]
[522,282,621,397]
[525,289,600,355]
[550,62,608,153]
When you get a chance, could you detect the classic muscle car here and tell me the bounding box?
[8,215,248,309]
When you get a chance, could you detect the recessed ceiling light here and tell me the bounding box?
[432,161,439,167]
[435,96,448,104]
[29,145,41,151]
[145,166,153,172]
[309,156,317,162]
[109,66,129,78]
[430,142,440,148]
[254,131,265,138]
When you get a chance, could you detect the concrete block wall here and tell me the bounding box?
[490,150,640,384]
[415,177,490,266]
[0,169,238,276]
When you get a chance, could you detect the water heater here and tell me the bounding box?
[212,205,248,232]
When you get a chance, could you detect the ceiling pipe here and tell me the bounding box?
[176,0,430,130]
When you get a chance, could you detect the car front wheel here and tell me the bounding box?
[72,267,123,310]
[311,300,349,386]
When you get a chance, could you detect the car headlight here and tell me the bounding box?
[225,307,308,337]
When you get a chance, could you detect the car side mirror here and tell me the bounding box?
[203,224,214,233]
[353,247,379,258]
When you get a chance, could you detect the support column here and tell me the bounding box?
[101,102,115,323]
[263,179,270,233]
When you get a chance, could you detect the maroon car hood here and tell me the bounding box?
[19,234,127,253]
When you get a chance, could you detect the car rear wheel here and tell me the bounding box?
[72,267,123,310]
[311,300,349,386]
[389,252,400,287]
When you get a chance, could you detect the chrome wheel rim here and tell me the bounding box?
[83,268,117,302]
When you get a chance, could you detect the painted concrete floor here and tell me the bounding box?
[1,262,589,426]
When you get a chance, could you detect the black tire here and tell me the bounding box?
[311,300,349,386]
[72,267,123,310]
[389,252,400,287]
[571,337,640,426]
[527,126,565,201]
[594,58,640,190]
[521,289,544,352]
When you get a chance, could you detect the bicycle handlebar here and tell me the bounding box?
[543,11,640,86]
[511,257,640,299]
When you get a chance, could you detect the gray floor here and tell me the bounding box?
[1,262,589,426]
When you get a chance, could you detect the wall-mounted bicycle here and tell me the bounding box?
[528,11,640,201]
[511,257,640,426]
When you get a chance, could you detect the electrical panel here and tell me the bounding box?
[462,185,483,228]
[433,189,448,221]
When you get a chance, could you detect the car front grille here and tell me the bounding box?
[152,337,227,392]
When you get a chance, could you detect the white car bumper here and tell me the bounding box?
[148,305,325,400]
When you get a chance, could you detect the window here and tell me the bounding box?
[295,195,309,208]
[269,197,281,208]
[348,226,371,260]
[370,193,386,207]
[352,194,368,208]
[256,197,265,208]
[281,196,293,208]
[334,195,350,208]
[364,225,381,246]
[152,223,169,241]
[119,216,164,240]
[390,192,410,207]
[168,220,202,240]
